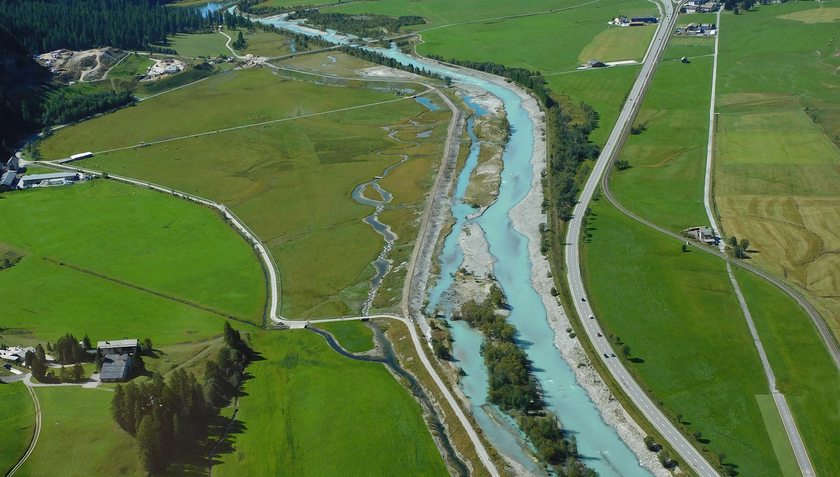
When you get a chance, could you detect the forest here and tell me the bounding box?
[288,10,425,39]
[41,90,135,126]
[0,0,233,54]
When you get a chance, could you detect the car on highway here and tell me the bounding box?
[581,297,586,301]
[603,353,609,358]
[589,315,594,319]
[597,332,602,337]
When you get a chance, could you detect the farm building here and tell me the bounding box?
[0,346,35,363]
[588,59,607,68]
[632,16,658,23]
[18,171,80,188]
[97,339,139,355]
[100,353,133,382]
[0,171,17,192]
[684,226,716,244]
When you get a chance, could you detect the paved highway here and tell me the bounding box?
[564,0,723,475]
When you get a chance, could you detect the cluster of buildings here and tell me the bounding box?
[609,15,659,27]
[676,23,717,36]
[683,0,721,14]
[1,338,139,382]
[141,58,184,80]
[1,154,93,192]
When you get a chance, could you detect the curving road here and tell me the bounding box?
[563,0,723,475]
[7,386,42,477]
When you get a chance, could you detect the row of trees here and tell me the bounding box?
[288,10,425,39]
[111,322,251,474]
[425,55,557,108]
[23,341,88,382]
[338,46,452,84]
[452,290,596,475]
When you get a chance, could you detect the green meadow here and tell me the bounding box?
[212,330,449,477]
[168,32,231,58]
[413,0,656,74]
[609,36,713,231]
[583,198,784,477]
[0,382,35,476]
[546,65,640,147]
[38,68,446,318]
[15,387,143,477]
[108,53,155,80]
[315,321,375,353]
[734,267,840,476]
[0,180,266,343]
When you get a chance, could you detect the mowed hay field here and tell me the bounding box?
[0,382,36,476]
[39,68,449,318]
[583,198,786,477]
[0,180,266,342]
[609,37,714,231]
[212,330,449,477]
[713,2,840,339]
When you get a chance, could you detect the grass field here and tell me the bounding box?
[734,267,840,476]
[280,51,381,77]
[233,29,294,57]
[212,330,449,476]
[608,37,713,231]
[713,2,840,338]
[0,382,35,476]
[38,68,446,317]
[314,321,375,353]
[108,53,155,80]
[0,180,266,343]
[16,387,143,477]
[583,198,784,477]
[412,0,656,74]
[168,32,231,58]
[546,65,639,147]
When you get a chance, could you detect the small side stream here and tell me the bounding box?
[307,324,469,476]
[352,98,438,315]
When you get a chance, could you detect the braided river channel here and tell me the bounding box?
[257,15,655,477]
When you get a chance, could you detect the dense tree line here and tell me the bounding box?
[0,0,237,54]
[426,55,555,108]
[111,322,251,474]
[236,1,312,16]
[338,46,451,84]
[288,10,425,39]
[41,90,134,126]
[53,333,91,364]
[548,103,600,220]
[453,290,596,476]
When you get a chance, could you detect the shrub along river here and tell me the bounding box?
[257,15,655,477]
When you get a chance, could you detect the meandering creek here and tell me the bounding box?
[257,16,654,477]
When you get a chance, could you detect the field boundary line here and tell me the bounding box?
[6,386,41,477]
[40,257,260,327]
[411,0,602,34]
[77,95,423,157]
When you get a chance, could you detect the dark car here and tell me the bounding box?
[603,353,609,358]
[597,332,602,337]
[589,315,594,319]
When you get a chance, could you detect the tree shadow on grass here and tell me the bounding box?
[629,357,645,364]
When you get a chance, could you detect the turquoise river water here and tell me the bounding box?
[257,16,654,477]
